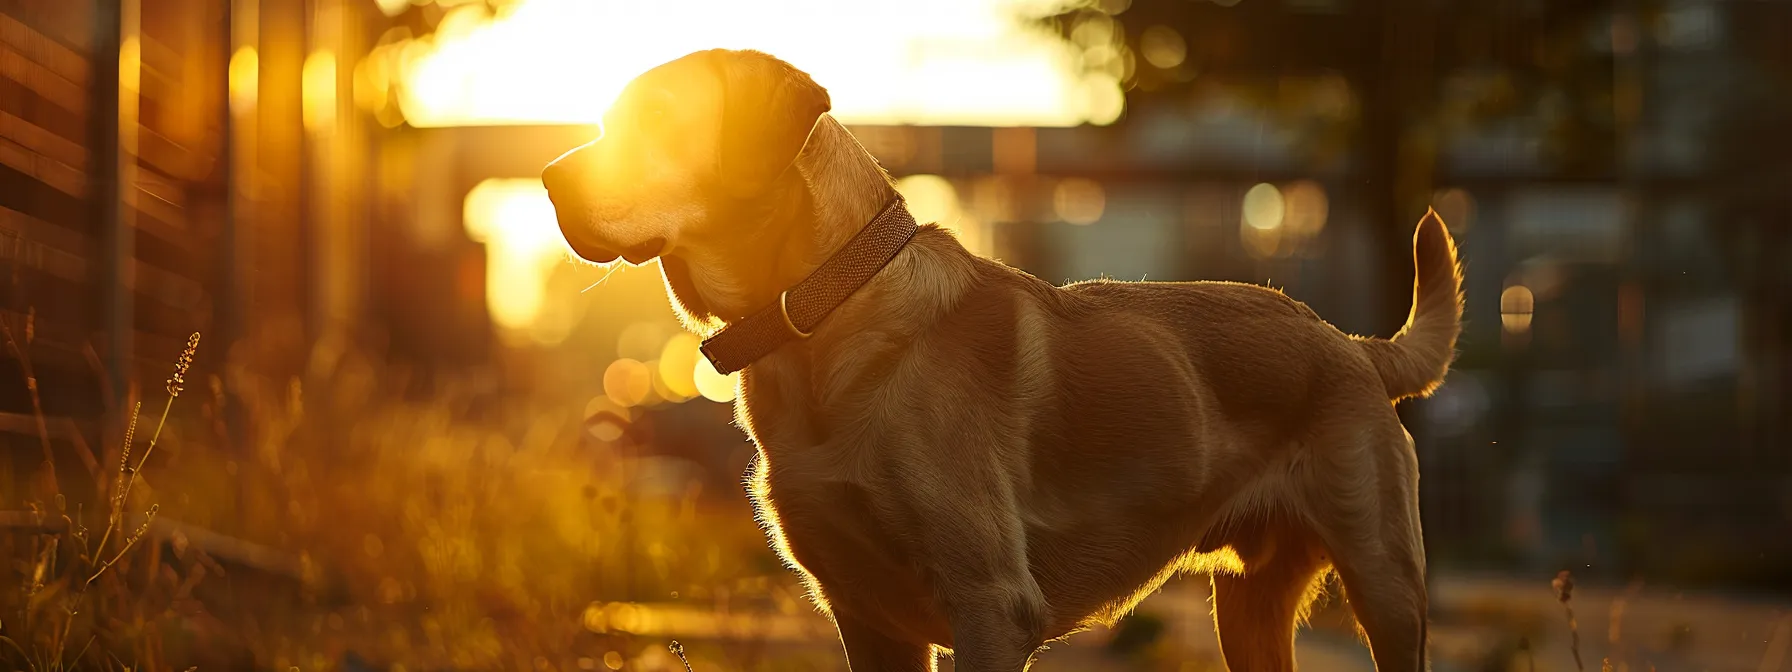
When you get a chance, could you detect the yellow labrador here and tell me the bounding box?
[542,49,1461,672]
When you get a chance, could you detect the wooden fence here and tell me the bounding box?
[1,0,373,499]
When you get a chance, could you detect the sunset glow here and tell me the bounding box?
[462,178,565,333]
[381,0,1122,128]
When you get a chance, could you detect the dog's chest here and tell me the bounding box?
[749,458,947,637]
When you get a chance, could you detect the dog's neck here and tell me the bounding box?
[667,116,897,332]
[791,116,899,274]
[730,118,981,451]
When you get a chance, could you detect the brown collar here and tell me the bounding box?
[699,196,919,374]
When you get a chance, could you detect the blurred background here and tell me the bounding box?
[1,0,1789,669]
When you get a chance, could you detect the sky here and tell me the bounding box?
[388,0,1123,128]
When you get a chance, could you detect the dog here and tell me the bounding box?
[543,49,1461,672]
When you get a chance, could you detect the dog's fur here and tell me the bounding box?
[543,49,1462,672]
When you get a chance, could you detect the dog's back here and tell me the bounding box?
[902,214,1462,635]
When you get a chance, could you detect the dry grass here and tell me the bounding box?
[1,328,200,671]
[4,335,837,670]
[5,331,1788,671]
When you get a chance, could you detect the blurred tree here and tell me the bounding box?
[1031,0,1633,328]
[1032,0,1792,585]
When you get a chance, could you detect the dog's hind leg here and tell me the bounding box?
[1211,519,1331,672]
[1315,426,1430,672]
[836,612,936,672]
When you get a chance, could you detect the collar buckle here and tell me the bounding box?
[777,290,813,339]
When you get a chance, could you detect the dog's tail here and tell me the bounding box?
[1356,209,1464,401]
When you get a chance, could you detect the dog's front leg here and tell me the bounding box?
[939,580,1048,672]
[917,501,1048,671]
[835,611,936,672]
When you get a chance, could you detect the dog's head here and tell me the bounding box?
[542,49,833,324]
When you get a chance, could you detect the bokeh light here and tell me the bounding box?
[373,0,409,17]
[462,178,569,338]
[1240,182,1287,258]
[1242,183,1285,231]
[1140,25,1187,69]
[603,358,653,407]
[692,356,738,403]
[658,334,702,400]
[353,49,386,112]
[617,321,677,361]
[1280,180,1329,241]
[1079,73,1127,125]
[301,50,337,133]
[895,175,963,229]
[1501,284,1536,333]
[583,396,631,442]
[897,174,995,255]
[1053,178,1106,225]
[1071,13,1116,49]
[228,47,258,114]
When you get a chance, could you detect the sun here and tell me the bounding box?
[375,0,1123,129]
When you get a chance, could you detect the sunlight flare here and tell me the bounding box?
[383,0,1120,128]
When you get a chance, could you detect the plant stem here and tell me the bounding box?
[1564,601,1584,671]
[86,526,151,588]
[93,398,169,566]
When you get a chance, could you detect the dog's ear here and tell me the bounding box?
[711,50,831,197]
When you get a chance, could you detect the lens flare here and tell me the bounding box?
[383,0,1120,128]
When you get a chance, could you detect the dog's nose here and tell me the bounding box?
[542,140,600,197]
[543,172,614,264]
[542,156,622,263]
[541,160,574,199]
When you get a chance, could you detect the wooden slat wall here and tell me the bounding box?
[0,0,223,424]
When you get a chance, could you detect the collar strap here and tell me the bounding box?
[699,197,919,374]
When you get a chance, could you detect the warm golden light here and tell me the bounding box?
[1242,183,1285,231]
[1053,178,1106,225]
[387,0,1121,128]
[462,178,569,337]
[617,322,676,361]
[658,334,702,400]
[648,360,684,403]
[897,175,961,227]
[1140,25,1187,69]
[1240,182,1287,258]
[353,48,385,113]
[603,358,653,407]
[896,174,994,256]
[1071,13,1116,48]
[1501,285,1535,333]
[302,50,338,133]
[693,356,738,404]
[120,35,141,95]
[1281,180,1328,239]
[584,397,630,442]
[373,0,409,17]
[228,47,259,114]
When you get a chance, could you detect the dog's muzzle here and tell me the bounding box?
[541,161,665,265]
